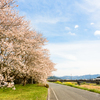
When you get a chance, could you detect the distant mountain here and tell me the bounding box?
[48,74,100,80]
[60,74,100,80]
[48,76,61,79]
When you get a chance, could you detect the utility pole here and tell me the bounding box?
[71,74,72,80]
[90,74,91,80]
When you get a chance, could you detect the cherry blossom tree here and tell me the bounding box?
[0,0,56,86]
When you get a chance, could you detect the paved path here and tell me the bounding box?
[48,82,100,100]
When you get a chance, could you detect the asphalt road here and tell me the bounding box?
[48,82,100,100]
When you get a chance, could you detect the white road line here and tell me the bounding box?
[48,88,50,100]
[51,88,59,100]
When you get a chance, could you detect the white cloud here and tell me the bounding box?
[90,23,94,25]
[46,40,100,76]
[84,29,87,31]
[65,27,71,30]
[53,60,100,76]
[75,25,79,28]
[34,17,59,24]
[76,0,100,13]
[76,0,100,29]
[68,32,76,36]
[94,30,100,35]
[30,16,69,24]
[54,53,77,61]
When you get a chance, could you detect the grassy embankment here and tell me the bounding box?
[55,81,100,94]
[0,84,48,100]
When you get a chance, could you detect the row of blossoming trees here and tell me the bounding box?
[0,0,55,86]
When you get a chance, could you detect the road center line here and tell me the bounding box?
[51,88,59,100]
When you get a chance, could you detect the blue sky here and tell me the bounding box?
[17,0,100,76]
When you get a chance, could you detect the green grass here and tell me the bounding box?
[0,84,48,100]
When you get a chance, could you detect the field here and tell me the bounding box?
[55,81,100,94]
[81,84,100,91]
[0,84,48,100]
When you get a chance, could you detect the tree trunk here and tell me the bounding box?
[33,79,36,84]
[4,73,7,82]
[31,77,33,84]
[23,77,26,86]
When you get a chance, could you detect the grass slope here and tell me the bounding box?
[0,84,47,100]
